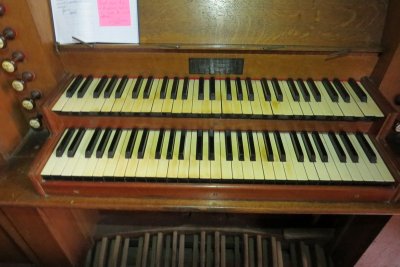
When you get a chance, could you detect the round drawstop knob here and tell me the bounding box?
[0,4,5,17]
[0,27,16,49]
[1,51,24,73]
[394,121,400,133]
[22,90,41,111]
[12,71,35,92]
[29,115,42,130]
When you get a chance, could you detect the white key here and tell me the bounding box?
[241,131,255,180]
[240,80,253,115]
[161,78,174,113]
[210,131,222,180]
[230,79,242,115]
[211,79,222,115]
[41,129,71,176]
[315,81,343,117]
[256,132,276,181]
[231,132,244,180]
[181,80,194,114]
[172,79,184,114]
[307,132,330,182]
[189,131,200,179]
[142,79,160,113]
[221,79,233,115]
[72,129,96,177]
[111,79,135,113]
[150,79,164,113]
[103,130,128,177]
[199,131,211,179]
[177,131,191,179]
[342,81,384,118]
[145,130,161,178]
[334,133,363,182]
[114,130,134,178]
[124,130,143,179]
[280,133,299,181]
[321,133,351,181]
[136,130,155,177]
[363,134,394,182]
[269,80,292,116]
[296,132,319,182]
[101,78,121,113]
[93,130,117,178]
[53,77,83,111]
[254,80,273,116]
[251,132,265,181]
[168,130,181,179]
[83,130,105,177]
[220,132,233,180]
[281,81,302,116]
[269,132,286,181]
[131,78,148,113]
[156,130,171,178]
[121,78,138,113]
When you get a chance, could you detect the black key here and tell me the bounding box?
[160,76,169,99]
[225,131,233,161]
[107,129,122,158]
[210,78,216,100]
[196,130,203,160]
[271,78,283,101]
[328,132,346,162]
[287,79,300,102]
[322,78,339,102]
[66,75,84,97]
[247,131,256,161]
[260,78,271,101]
[339,132,358,163]
[274,131,286,162]
[125,129,138,159]
[348,78,367,102]
[300,132,316,162]
[56,129,76,157]
[103,75,118,98]
[155,129,165,159]
[143,76,154,99]
[333,78,350,103]
[96,128,112,158]
[311,132,328,162]
[245,78,254,101]
[296,79,310,102]
[93,75,108,98]
[77,75,93,98]
[262,132,273,161]
[355,133,377,163]
[225,78,232,100]
[114,75,129,98]
[170,77,179,100]
[237,132,244,161]
[137,129,149,159]
[132,76,143,99]
[198,78,204,100]
[290,131,304,162]
[182,77,189,100]
[67,128,85,157]
[167,130,176,160]
[85,128,101,158]
[178,130,186,160]
[208,130,215,161]
[306,79,321,102]
[235,77,243,100]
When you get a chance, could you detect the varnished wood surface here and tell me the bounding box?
[59,50,378,80]
[139,0,387,48]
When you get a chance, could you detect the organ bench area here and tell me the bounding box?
[1,0,400,266]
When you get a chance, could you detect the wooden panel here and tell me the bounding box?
[1,207,97,267]
[0,223,31,264]
[371,0,400,110]
[0,0,64,158]
[60,50,378,79]
[139,0,388,47]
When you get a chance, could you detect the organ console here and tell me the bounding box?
[1,0,400,266]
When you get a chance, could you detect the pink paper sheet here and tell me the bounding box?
[98,0,131,26]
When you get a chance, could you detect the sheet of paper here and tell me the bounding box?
[50,0,139,44]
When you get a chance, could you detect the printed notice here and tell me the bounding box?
[98,0,131,26]
[51,0,139,44]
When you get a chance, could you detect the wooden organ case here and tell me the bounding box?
[0,0,400,266]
